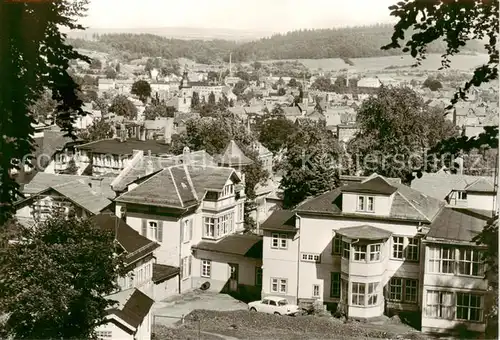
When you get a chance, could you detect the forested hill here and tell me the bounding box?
[68,24,484,63]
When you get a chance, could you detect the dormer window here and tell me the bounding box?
[457,191,467,201]
[222,184,234,197]
[357,195,375,212]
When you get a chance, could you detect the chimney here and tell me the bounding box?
[183,146,190,165]
[145,150,154,175]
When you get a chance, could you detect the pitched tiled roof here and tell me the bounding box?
[426,207,492,243]
[106,288,154,329]
[297,174,444,223]
[260,210,296,231]
[77,138,170,155]
[152,264,180,283]
[411,173,495,200]
[193,234,263,259]
[116,165,237,209]
[336,225,392,240]
[111,150,215,192]
[342,176,397,195]
[91,213,159,265]
[23,172,115,199]
[465,178,496,193]
[218,140,253,167]
[51,181,112,214]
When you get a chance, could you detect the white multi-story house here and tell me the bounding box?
[260,174,495,336]
[114,160,262,301]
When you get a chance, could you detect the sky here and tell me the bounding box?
[79,0,398,32]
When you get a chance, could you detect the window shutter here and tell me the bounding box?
[189,220,193,240]
[180,221,184,243]
[141,219,147,236]
[188,256,192,276]
[158,221,163,242]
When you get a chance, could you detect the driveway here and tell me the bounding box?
[152,290,248,327]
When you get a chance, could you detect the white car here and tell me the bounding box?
[248,296,300,316]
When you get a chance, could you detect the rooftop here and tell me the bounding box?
[218,140,253,167]
[77,138,170,155]
[336,225,392,240]
[152,264,180,283]
[260,210,296,232]
[411,173,495,200]
[193,233,263,259]
[106,288,154,330]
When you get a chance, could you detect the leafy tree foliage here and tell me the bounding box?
[83,74,98,86]
[105,67,117,79]
[191,91,200,108]
[277,120,342,209]
[64,158,78,175]
[89,58,102,70]
[232,81,248,98]
[109,95,137,120]
[277,88,286,96]
[208,92,216,105]
[347,87,458,183]
[131,80,152,103]
[0,214,126,339]
[257,116,298,154]
[143,104,175,120]
[30,90,57,122]
[115,63,120,73]
[288,78,298,87]
[422,77,443,91]
[0,0,90,224]
[77,118,113,142]
[383,0,498,106]
[69,24,486,63]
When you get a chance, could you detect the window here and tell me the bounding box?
[406,238,419,261]
[271,233,287,249]
[367,196,374,212]
[458,249,484,277]
[369,244,381,262]
[367,282,378,306]
[457,191,468,201]
[301,253,321,263]
[342,241,350,259]
[201,259,211,278]
[203,213,234,239]
[222,184,234,197]
[426,291,454,319]
[392,236,404,259]
[428,246,455,274]
[182,219,192,242]
[313,284,320,298]
[128,273,134,288]
[332,234,342,255]
[456,293,483,322]
[389,278,418,303]
[271,278,287,294]
[96,331,112,339]
[389,278,403,301]
[351,282,365,306]
[353,245,367,262]
[357,195,375,212]
[181,256,191,279]
[149,221,157,240]
[357,196,365,211]
[330,272,341,298]
[255,267,262,286]
[404,279,418,303]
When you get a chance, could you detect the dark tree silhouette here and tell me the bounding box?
[208,92,216,105]
[0,0,90,224]
[109,95,138,120]
[422,77,443,91]
[89,58,102,70]
[191,91,200,108]
[131,79,152,103]
[105,67,117,79]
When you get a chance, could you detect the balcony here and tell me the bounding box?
[202,196,236,211]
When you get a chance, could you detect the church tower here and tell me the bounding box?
[178,68,192,113]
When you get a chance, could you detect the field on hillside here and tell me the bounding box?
[266,53,489,72]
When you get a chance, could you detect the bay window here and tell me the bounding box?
[203,212,235,239]
[428,246,482,276]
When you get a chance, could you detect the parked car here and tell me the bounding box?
[248,296,300,316]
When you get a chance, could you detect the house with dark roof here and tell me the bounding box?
[15,179,112,227]
[114,156,262,300]
[260,173,495,335]
[76,138,171,176]
[94,288,154,340]
[411,173,497,211]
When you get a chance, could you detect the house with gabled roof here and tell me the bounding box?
[114,159,262,300]
[260,173,495,335]
[15,180,112,227]
[411,173,497,211]
[95,288,154,340]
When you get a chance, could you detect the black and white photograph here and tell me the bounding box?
[0,0,498,339]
